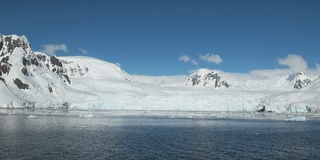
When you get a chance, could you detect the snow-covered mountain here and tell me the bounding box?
[186,69,230,88]
[228,72,318,91]
[293,72,313,89]
[0,34,130,108]
[0,34,319,113]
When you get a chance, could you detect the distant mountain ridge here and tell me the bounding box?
[186,69,230,88]
[185,69,318,90]
[0,34,319,113]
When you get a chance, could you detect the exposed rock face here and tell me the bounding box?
[0,34,73,85]
[0,34,76,97]
[186,69,230,88]
[293,72,313,89]
[50,56,63,67]
[1,34,31,56]
[0,63,10,75]
[21,67,29,76]
[13,78,29,90]
[257,103,266,112]
[0,39,3,50]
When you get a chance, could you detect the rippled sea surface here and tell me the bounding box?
[1,113,320,160]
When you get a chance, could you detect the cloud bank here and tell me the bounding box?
[42,44,68,56]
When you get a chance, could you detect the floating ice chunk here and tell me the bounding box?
[79,113,94,118]
[286,116,306,121]
[27,115,37,118]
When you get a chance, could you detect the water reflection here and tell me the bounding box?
[0,114,320,159]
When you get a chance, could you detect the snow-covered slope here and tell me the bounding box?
[229,72,318,91]
[263,77,320,113]
[0,34,319,113]
[60,56,132,81]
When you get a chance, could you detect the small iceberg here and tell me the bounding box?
[27,115,37,118]
[286,116,306,121]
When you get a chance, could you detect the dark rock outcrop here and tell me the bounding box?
[48,86,53,93]
[0,41,3,50]
[257,105,266,112]
[50,56,62,67]
[3,36,30,55]
[294,79,312,89]
[13,78,29,89]
[1,56,9,63]
[21,67,29,76]
[0,64,10,74]
[293,73,313,89]
[63,74,71,84]
[0,35,73,87]
[22,57,32,66]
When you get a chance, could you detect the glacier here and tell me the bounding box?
[0,34,320,114]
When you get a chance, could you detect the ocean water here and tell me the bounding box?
[1,112,320,160]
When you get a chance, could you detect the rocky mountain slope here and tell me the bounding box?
[185,69,230,88]
[0,34,130,108]
[293,72,314,89]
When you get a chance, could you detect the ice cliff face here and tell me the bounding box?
[186,69,230,88]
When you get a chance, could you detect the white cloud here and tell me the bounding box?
[179,55,191,63]
[42,44,68,56]
[199,54,222,64]
[78,48,88,54]
[278,54,308,72]
[179,55,198,66]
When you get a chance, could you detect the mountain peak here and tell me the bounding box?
[293,72,313,89]
[186,68,230,88]
[0,34,32,56]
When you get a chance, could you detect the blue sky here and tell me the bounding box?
[1,0,320,75]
